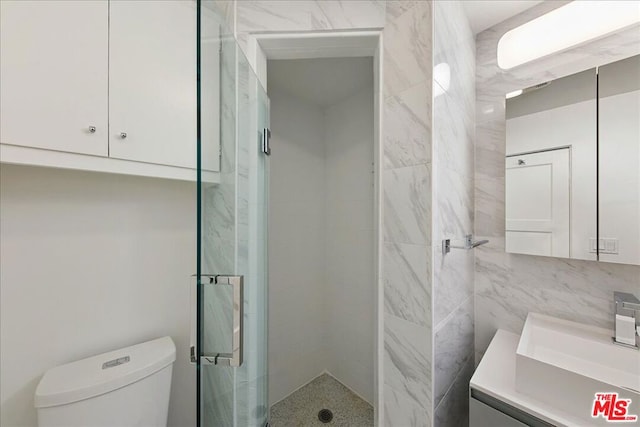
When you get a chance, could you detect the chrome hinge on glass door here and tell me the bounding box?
[261,128,271,156]
[190,275,244,367]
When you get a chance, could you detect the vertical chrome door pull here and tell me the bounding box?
[190,274,244,367]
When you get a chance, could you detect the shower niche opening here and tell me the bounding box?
[267,56,376,426]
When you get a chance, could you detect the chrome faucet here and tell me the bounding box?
[614,291,640,349]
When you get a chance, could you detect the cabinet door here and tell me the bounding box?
[470,398,528,427]
[0,0,108,156]
[109,0,198,170]
[598,55,640,265]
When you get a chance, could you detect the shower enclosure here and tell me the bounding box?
[194,2,270,426]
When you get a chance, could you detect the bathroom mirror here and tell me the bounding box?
[505,54,640,265]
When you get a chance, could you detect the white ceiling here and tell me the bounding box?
[462,0,544,34]
[267,57,373,108]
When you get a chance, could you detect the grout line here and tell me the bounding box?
[434,294,473,334]
[382,161,433,173]
[433,352,474,414]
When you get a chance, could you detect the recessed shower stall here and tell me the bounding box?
[195,5,382,426]
[267,56,375,425]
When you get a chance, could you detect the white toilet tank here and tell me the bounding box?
[35,336,176,427]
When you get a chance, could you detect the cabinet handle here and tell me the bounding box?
[120,132,127,139]
[88,126,96,133]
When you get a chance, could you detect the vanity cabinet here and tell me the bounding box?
[470,397,528,427]
[0,0,218,180]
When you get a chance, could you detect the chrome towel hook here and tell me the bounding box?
[442,234,489,255]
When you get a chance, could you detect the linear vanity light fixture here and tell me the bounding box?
[442,235,489,255]
[497,1,640,70]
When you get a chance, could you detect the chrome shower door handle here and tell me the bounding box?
[190,274,244,367]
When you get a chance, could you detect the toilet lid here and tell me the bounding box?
[35,336,175,408]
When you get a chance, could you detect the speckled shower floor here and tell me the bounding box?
[269,374,374,427]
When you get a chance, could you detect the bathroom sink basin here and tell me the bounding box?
[516,313,640,425]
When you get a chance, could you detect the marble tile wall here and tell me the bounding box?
[382,2,433,425]
[234,1,436,425]
[475,2,640,359]
[203,32,269,427]
[202,31,239,427]
[431,1,475,426]
[203,0,235,35]
[235,0,385,62]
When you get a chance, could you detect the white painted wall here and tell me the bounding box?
[268,88,328,405]
[268,64,374,406]
[0,165,196,427]
[324,89,375,403]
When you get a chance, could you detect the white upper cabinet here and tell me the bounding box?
[1,0,217,181]
[0,0,109,156]
[108,0,197,170]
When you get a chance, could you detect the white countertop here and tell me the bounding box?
[470,329,589,426]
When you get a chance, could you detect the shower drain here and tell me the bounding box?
[318,409,333,423]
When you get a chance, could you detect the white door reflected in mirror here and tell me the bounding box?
[506,149,570,257]
[505,54,640,266]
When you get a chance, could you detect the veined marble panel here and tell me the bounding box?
[383,0,432,96]
[433,166,473,243]
[474,119,504,179]
[383,164,431,246]
[474,173,504,239]
[384,313,432,413]
[236,0,384,34]
[384,81,431,169]
[433,297,473,407]
[475,237,640,353]
[384,384,431,427]
[382,2,435,424]
[433,0,475,116]
[433,246,474,328]
[433,357,474,427]
[384,1,422,20]
[202,0,235,36]
[433,90,474,182]
[383,242,431,327]
[432,2,476,425]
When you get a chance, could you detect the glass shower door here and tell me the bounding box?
[196,2,269,426]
